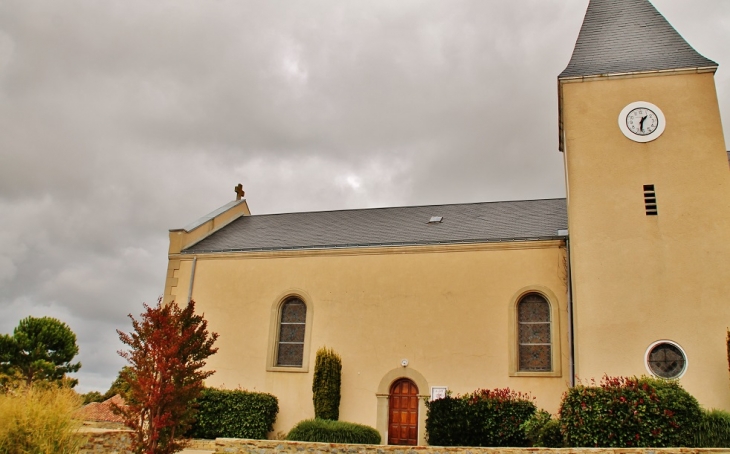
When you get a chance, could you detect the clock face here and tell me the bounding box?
[618,101,666,143]
[626,107,658,136]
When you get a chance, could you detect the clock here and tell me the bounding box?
[618,101,666,143]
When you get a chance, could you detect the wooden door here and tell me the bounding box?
[388,378,419,445]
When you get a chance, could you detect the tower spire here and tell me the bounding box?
[559,0,716,80]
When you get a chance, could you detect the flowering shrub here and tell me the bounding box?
[560,376,701,447]
[426,387,536,446]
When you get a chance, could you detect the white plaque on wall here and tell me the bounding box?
[430,386,448,401]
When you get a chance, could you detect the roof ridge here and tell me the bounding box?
[245,197,567,218]
[559,0,717,79]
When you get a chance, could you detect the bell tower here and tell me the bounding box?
[559,0,730,409]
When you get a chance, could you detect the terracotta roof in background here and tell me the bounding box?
[77,395,126,423]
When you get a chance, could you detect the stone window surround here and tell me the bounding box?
[266,289,314,373]
[508,286,562,377]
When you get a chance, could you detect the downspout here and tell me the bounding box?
[186,257,197,303]
[565,236,575,387]
[559,103,575,386]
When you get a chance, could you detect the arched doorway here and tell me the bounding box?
[388,378,419,445]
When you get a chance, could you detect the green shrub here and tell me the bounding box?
[187,388,278,439]
[0,384,86,454]
[560,376,701,447]
[522,409,550,445]
[286,419,380,444]
[521,409,564,447]
[695,409,730,447]
[540,419,565,448]
[426,388,536,447]
[312,347,342,421]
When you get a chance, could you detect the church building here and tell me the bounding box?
[163,0,730,445]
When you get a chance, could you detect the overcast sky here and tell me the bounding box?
[1,0,728,393]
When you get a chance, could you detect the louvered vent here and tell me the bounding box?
[643,184,658,216]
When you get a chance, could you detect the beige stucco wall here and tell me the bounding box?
[168,241,569,443]
[561,71,730,410]
[164,199,251,304]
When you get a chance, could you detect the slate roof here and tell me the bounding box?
[183,198,568,253]
[559,0,717,79]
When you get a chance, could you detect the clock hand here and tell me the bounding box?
[639,115,647,133]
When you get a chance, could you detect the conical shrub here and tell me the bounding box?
[312,347,341,421]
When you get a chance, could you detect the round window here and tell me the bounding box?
[645,341,687,379]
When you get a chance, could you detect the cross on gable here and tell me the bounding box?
[234,183,245,200]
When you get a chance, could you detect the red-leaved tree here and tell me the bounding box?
[116,298,218,454]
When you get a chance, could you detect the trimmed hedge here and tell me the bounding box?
[188,388,278,439]
[695,409,730,447]
[426,388,536,447]
[286,419,381,444]
[560,376,701,447]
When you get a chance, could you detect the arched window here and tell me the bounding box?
[517,293,552,372]
[276,298,307,367]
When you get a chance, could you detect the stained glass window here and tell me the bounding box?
[518,293,551,371]
[276,298,307,367]
[647,342,686,378]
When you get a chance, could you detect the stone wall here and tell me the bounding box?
[78,432,730,454]
[78,430,133,454]
[188,439,730,454]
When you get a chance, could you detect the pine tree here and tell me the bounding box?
[0,316,81,386]
[312,347,342,421]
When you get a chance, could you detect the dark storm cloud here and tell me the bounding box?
[0,0,728,391]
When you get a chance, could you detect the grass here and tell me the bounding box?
[695,408,730,448]
[0,384,86,454]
